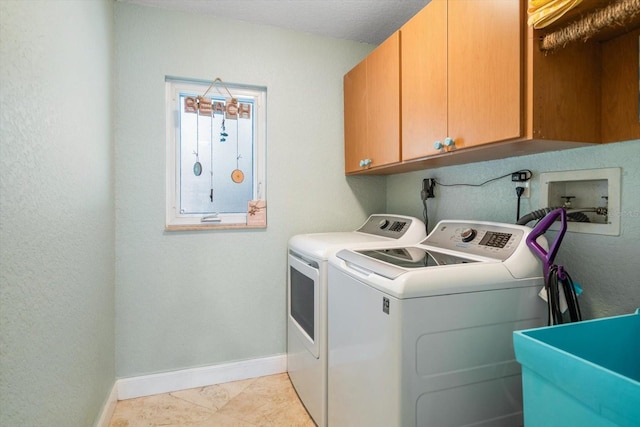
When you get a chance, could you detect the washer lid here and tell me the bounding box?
[337,248,478,280]
[289,232,394,260]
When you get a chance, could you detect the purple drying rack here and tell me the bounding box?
[525,208,568,280]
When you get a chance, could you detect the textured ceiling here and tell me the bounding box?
[118,0,430,45]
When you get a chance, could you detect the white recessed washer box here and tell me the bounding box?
[539,167,621,236]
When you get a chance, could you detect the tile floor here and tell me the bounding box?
[108,373,316,427]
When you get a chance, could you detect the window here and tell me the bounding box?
[165,77,266,230]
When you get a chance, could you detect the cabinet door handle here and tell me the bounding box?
[359,158,372,168]
[444,137,455,148]
[434,141,444,150]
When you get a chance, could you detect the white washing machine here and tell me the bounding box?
[327,220,548,427]
[287,214,426,427]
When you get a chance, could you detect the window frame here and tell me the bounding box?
[165,77,267,230]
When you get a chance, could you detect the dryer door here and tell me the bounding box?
[288,252,320,358]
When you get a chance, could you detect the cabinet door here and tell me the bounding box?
[344,59,368,173]
[401,0,448,161]
[447,0,522,148]
[366,32,401,169]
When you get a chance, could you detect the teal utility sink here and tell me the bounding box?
[513,309,640,427]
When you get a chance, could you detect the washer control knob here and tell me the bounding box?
[460,228,477,242]
[378,219,390,229]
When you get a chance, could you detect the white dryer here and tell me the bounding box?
[287,214,426,427]
[327,220,547,427]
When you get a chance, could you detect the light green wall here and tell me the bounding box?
[114,3,384,377]
[387,140,640,319]
[4,1,633,422]
[0,1,115,426]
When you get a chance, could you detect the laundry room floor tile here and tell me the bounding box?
[108,373,315,427]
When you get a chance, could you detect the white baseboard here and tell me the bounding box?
[116,354,287,400]
[94,382,118,427]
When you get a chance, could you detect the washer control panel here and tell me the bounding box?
[423,221,525,261]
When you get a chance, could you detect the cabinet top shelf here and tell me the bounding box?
[534,0,640,49]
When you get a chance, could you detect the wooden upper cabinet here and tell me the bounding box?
[601,28,640,143]
[344,58,368,173]
[346,0,638,175]
[368,33,401,169]
[526,29,601,144]
[447,0,522,149]
[344,33,400,173]
[401,0,447,161]
[402,0,522,161]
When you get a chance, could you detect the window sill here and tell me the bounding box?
[165,223,267,231]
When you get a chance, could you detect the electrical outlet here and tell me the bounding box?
[511,171,529,182]
[517,182,530,199]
